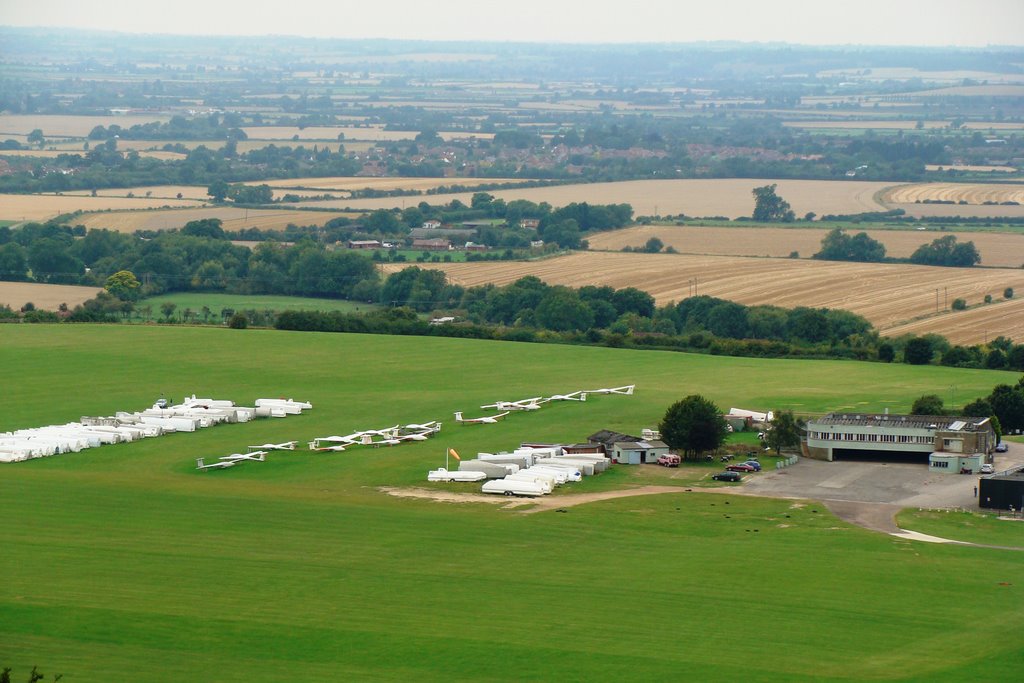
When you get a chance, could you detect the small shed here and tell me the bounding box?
[611,440,669,465]
[979,469,1024,510]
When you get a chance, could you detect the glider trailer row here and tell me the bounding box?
[0,395,312,463]
[428,446,611,497]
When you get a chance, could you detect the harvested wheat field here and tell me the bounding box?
[0,282,101,311]
[75,207,354,233]
[925,164,1018,173]
[59,185,212,201]
[381,252,1024,343]
[0,149,184,160]
[586,225,1024,268]
[0,114,171,137]
[890,202,1024,219]
[884,183,1024,205]
[251,176,528,193]
[0,194,200,222]
[317,178,896,218]
[883,297,1024,345]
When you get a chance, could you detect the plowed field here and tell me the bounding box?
[380,252,1024,343]
[586,225,1024,268]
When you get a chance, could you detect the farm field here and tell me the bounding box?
[2,325,1024,681]
[883,183,1024,206]
[308,178,896,218]
[58,185,213,200]
[0,148,185,160]
[0,113,172,137]
[74,207,353,232]
[586,225,1024,268]
[882,296,1024,345]
[137,293,381,318]
[0,194,200,222]
[250,176,530,193]
[0,282,101,311]
[925,164,1018,173]
[890,202,1024,219]
[380,252,1024,343]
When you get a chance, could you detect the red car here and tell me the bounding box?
[726,463,756,473]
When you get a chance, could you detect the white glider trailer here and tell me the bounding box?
[427,468,487,483]
[530,463,583,482]
[504,471,556,491]
[481,478,549,497]
[458,460,515,478]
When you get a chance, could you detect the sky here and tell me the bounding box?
[1,0,1022,47]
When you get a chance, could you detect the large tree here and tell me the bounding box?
[751,184,795,222]
[903,337,934,365]
[658,395,729,461]
[104,270,141,301]
[910,394,945,415]
[765,410,802,456]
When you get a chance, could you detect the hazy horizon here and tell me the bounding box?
[1,0,1022,48]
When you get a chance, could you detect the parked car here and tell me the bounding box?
[726,463,756,473]
[995,442,1008,453]
[981,463,994,474]
[742,460,762,471]
[712,471,742,482]
[657,454,681,467]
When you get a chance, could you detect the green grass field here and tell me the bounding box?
[897,509,1024,547]
[2,325,1023,681]
[136,293,380,320]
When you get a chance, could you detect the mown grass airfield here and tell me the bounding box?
[2,324,1022,681]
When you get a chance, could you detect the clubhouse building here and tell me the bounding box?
[804,413,996,473]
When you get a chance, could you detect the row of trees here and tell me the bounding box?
[813,229,981,266]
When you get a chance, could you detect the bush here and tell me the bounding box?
[228,313,248,329]
[984,294,992,304]
[1005,287,1014,299]
[951,298,967,310]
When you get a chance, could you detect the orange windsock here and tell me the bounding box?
[448,448,461,461]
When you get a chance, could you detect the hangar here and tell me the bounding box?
[804,413,996,469]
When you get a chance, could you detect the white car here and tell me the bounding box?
[980,463,994,474]
[995,442,1008,453]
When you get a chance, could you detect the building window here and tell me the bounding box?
[932,460,948,468]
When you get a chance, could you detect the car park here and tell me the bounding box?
[712,471,742,482]
[726,463,756,473]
